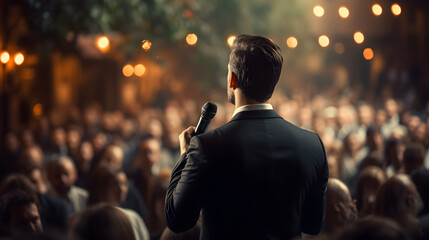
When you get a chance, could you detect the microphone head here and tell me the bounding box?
[201,102,217,119]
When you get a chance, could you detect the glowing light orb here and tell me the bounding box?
[318,35,330,47]
[0,51,10,64]
[142,40,152,51]
[372,4,382,16]
[338,6,349,19]
[313,5,325,17]
[134,64,146,76]
[353,32,365,44]
[391,4,401,16]
[227,36,237,47]
[286,37,298,49]
[363,48,374,60]
[97,36,109,51]
[122,64,134,77]
[14,53,24,65]
[186,33,198,45]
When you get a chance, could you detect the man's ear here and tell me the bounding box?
[229,72,238,90]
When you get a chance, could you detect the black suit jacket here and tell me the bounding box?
[165,110,329,240]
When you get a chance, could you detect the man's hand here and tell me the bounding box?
[179,126,196,155]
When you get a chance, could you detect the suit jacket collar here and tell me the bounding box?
[230,109,282,122]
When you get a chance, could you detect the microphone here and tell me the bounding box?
[194,102,217,135]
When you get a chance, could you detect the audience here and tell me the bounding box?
[0,82,428,238]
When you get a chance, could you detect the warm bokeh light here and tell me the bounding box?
[353,32,365,44]
[313,5,325,17]
[33,103,43,117]
[14,52,24,65]
[1,51,10,64]
[186,33,198,45]
[134,64,146,76]
[122,64,134,77]
[391,4,401,16]
[286,37,298,49]
[334,43,345,54]
[142,40,152,51]
[318,35,330,47]
[97,36,110,51]
[227,35,237,47]
[372,4,383,16]
[363,48,374,60]
[338,6,349,19]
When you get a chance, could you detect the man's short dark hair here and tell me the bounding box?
[229,35,283,102]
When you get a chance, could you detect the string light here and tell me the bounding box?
[142,40,152,51]
[186,33,198,45]
[14,52,24,65]
[122,64,134,77]
[338,6,350,19]
[134,64,146,76]
[318,35,330,47]
[391,4,401,16]
[353,32,365,44]
[313,5,325,17]
[96,36,110,52]
[286,37,298,49]
[1,51,10,64]
[372,4,383,16]
[363,48,374,60]
[33,103,43,117]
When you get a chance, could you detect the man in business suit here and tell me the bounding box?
[165,35,329,240]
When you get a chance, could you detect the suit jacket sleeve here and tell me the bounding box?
[300,134,329,235]
[165,136,208,233]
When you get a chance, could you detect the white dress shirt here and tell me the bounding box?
[232,103,273,118]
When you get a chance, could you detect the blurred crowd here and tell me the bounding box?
[0,83,428,240]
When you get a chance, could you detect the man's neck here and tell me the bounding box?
[233,90,269,110]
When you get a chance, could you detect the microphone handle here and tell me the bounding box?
[194,116,210,136]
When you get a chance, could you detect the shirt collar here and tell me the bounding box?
[232,103,273,118]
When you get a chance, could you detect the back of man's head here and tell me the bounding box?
[403,143,425,175]
[229,35,283,102]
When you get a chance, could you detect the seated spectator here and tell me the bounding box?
[385,138,405,177]
[335,216,410,240]
[374,174,422,239]
[0,131,21,181]
[19,145,45,168]
[88,165,149,240]
[354,166,386,217]
[47,155,88,215]
[323,178,357,233]
[402,143,426,175]
[0,190,43,237]
[19,164,48,194]
[68,203,135,240]
[0,174,68,232]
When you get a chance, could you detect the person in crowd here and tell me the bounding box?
[402,143,426,175]
[19,145,45,168]
[0,190,43,237]
[66,126,83,162]
[68,203,135,240]
[19,164,48,194]
[382,98,402,139]
[385,138,406,177]
[75,141,94,189]
[336,105,358,141]
[356,103,375,144]
[334,216,410,240]
[21,128,36,148]
[0,131,21,181]
[47,127,68,156]
[0,174,68,231]
[46,155,88,215]
[374,174,422,239]
[87,165,149,240]
[341,132,366,184]
[354,166,386,217]
[323,178,357,233]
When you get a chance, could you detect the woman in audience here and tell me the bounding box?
[354,166,386,217]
